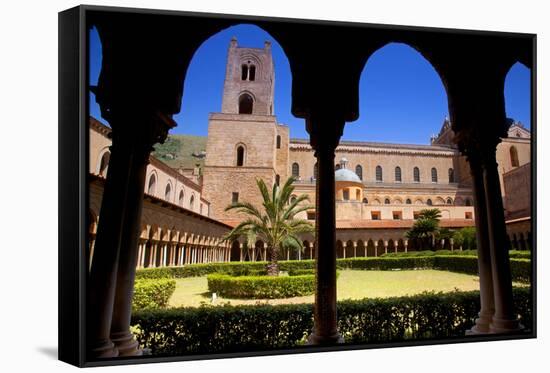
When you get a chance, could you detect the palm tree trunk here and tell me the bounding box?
[266,246,279,276]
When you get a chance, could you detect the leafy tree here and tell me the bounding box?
[222,177,315,275]
[452,227,477,251]
[406,208,442,249]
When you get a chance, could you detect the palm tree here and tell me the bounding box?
[406,208,442,249]
[222,177,315,275]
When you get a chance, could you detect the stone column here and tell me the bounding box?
[384,241,388,255]
[109,133,155,357]
[307,120,343,345]
[482,148,522,333]
[374,241,378,257]
[450,238,454,251]
[461,142,496,334]
[353,241,357,258]
[239,244,243,262]
[404,240,408,253]
[86,128,135,358]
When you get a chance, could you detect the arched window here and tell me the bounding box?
[448,168,455,183]
[335,164,341,170]
[98,151,110,177]
[147,174,156,195]
[314,162,318,179]
[376,166,383,182]
[395,166,402,182]
[384,198,390,204]
[363,198,368,204]
[343,189,350,200]
[164,183,172,201]
[510,146,519,167]
[290,195,297,204]
[249,65,256,81]
[413,167,420,182]
[241,65,248,80]
[355,165,363,180]
[178,190,184,206]
[426,198,433,206]
[465,198,472,206]
[276,135,281,149]
[189,194,195,210]
[275,174,280,186]
[236,145,245,166]
[431,167,438,183]
[446,197,453,205]
[406,198,412,204]
[238,93,253,114]
[292,162,300,178]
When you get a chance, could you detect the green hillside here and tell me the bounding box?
[152,134,208,170]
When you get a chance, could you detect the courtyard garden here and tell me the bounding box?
[128,180,532,356]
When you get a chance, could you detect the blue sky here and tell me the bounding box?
[89,25,531,144]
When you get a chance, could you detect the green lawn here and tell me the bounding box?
[168,269,488,308]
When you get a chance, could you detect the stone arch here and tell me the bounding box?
[367,239,376,257]
[393,197,403,204]
[397,239,406,252]
[377,239,385,256]
[395,166,402,182]
[435,196,446,205]
[147,171,158,196]
[376,165,383,182]
[238,92,254,114]
[255,240,265,261]
[446,197,453,205]
[336,240,344,259]
[405,198,412,204]
[189,193,196,211]
[178,189,185,206]
[414,198,424,205]
[235,142,246,166]
[355,164,363,180]
[292,162,300,178]
[413,166,420,182]
[454,197,464,206]
[345,240,354,258]
[509,145,519,167]
[387,239,396,253]
[164,180,173,201]
[431,167,438,183]
[96,147,111,177]
[230,240,241,262]
[356,240,365,257]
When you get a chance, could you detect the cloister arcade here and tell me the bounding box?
[83,9,532,359]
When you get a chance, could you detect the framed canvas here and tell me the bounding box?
[58,4,536,367]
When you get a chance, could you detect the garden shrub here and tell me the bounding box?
[207,273,315,298]
[509,250,531,259]
[131,287,531,356]
[135,256,530,283]
[132,279,176,311]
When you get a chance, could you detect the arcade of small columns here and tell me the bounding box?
[86,15,530,358]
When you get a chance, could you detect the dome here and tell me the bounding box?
[334,157,361,182]
[335,168,362,182]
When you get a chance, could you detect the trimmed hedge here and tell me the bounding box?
[132,279,176,311]
[207,273,315,298]
[136,256,531,283]
[131,287,532,356]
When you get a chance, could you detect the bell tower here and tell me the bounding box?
[221,37,275,116]
[202,37,289,220]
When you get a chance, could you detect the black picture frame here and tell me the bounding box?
[59,5,536,368]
